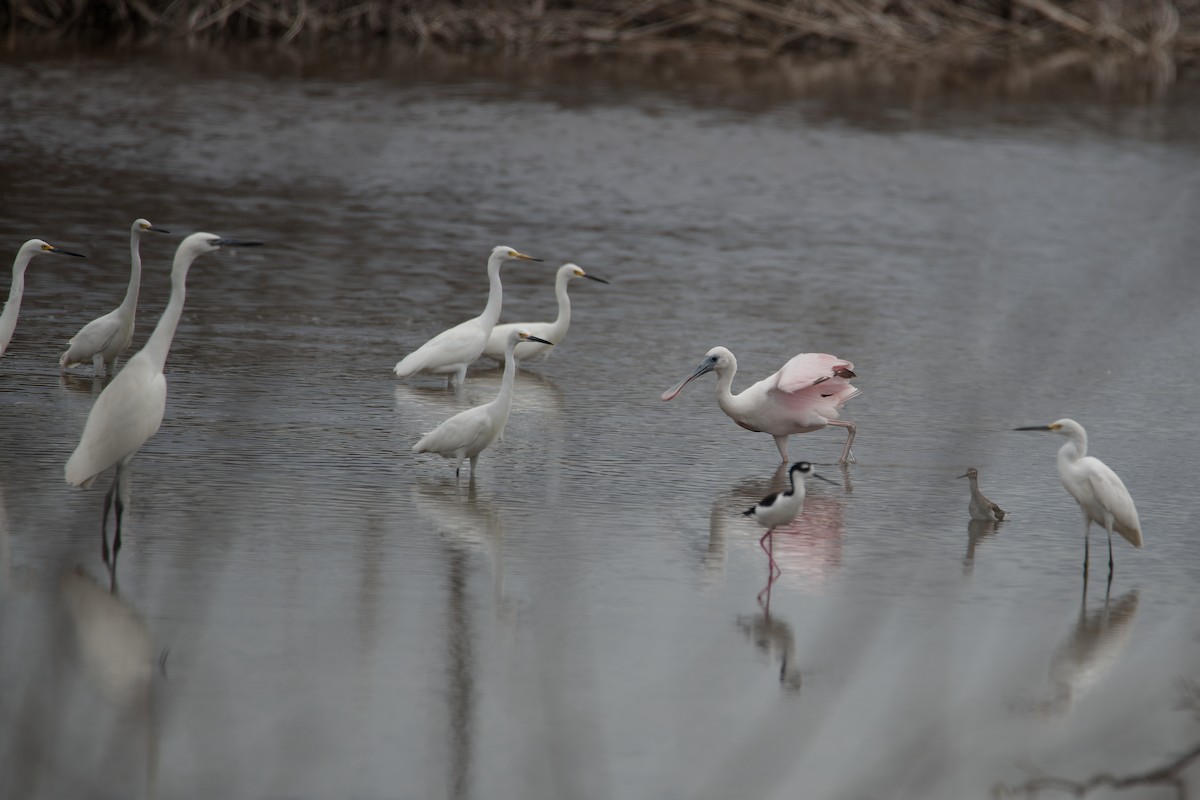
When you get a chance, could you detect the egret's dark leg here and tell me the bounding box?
[1106,517,1115,583]
[1082,516,1091,577]
[101,475,117,564]
[112,462,130,564]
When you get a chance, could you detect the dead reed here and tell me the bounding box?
[3,0,1197,83]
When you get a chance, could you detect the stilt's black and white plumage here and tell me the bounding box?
[743,461,833,579]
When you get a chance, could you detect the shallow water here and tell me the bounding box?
[1,46,1200,799]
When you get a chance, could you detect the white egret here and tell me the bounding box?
[413,328,553,477]
[65,232,263,564]
[394,245,541,387]
[480,262,608,363]
[0,238,86,359]
[1015,419,1143,580]
[743,461,835,579]
[957,467,1006,521]
[663,347,860,463]
[60,218,169,376]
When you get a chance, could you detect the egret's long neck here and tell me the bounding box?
[140,247,195,372]
[0,250,35,351]
[1057,428,1087,467]
[479,255,505,330]
[492,340,520,422]
[548,272,572,340]
[118,229,144,318]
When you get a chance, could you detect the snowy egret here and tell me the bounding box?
[480,262,608,363]
[1015,419,1143,580]
[394,245,541,387]
[412,328,552,477]
[0,239,85,359]
[60,218,169,376]
[662,347,860,463]
[65,233,263,564]
[957,467,1006,521]
[743,461,834,578]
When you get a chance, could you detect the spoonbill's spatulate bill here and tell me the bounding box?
[65,232,263,566]
[394,245,541,387]
[1015,418,1142,581]
[662,347,860,463]
[481,262,608,363]
[0,239,86,359]
[743,461,835,578]
[957,467,1006,521]
[413,329,552,477]
[60,218,169,376]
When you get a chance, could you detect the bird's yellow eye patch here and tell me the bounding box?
[574,269,584,277]
[1048,423,1062,430]
[41,244,52,251]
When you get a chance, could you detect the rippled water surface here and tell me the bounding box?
[2,47,1200,799]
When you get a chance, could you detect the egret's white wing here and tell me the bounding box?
[65,365,165,486]
[1081,456,1143,547]
[62,312,124,365]
[413,407,491,456]
[395,319,485,375]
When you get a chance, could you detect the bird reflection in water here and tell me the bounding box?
[59,566,161,798]
[962,519,1002,577]
[411,477,510,617]
[1026,588,1140,715]
[736,604,803,693]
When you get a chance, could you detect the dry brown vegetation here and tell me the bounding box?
[3,0,1198,83]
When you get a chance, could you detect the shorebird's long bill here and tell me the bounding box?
[956,472,971,479]
[812,472,838,485]
[661,360,715,402]
[1014,425,1052,431]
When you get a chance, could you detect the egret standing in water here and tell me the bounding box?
[1,239,86,359]
[1015,419,1143,580]
[481,262,608,364]
[744,461,834,579]
[957,467,1006,521]
[394,245,541,387]
[413,328,552,477]
[65,233,262,565]
[60,218,169,376]
[663,347,860,463]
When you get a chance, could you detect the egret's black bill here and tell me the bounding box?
[1014,425,1052,431]
[584,274,610,284]
[214,238,264,248]
[526,335,553,346]
[52,247,86,258]
[148,226,170,234]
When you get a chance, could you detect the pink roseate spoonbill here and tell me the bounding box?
[1,239,86,359]
[743,461,834,588]
[1015,419,1142,582]
[957,467,1006,521]
[60,218,170,376]
[394,245,542,387]
[662,347,860,463]
[481,263,609,364]
[65,233,263,566]
[413,329,553,478]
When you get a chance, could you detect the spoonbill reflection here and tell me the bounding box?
[1015,419,1143,581]
[957,467,1006,521]
[662,347,860,463]
[394,245,541,387]
[413,329,552,477]
[743,461,834,581]
[60,219,169,376]
[481,262,608,363]
[65,233,263,565]
[1,239,86,359]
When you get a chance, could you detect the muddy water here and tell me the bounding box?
[1,46,1199,799]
